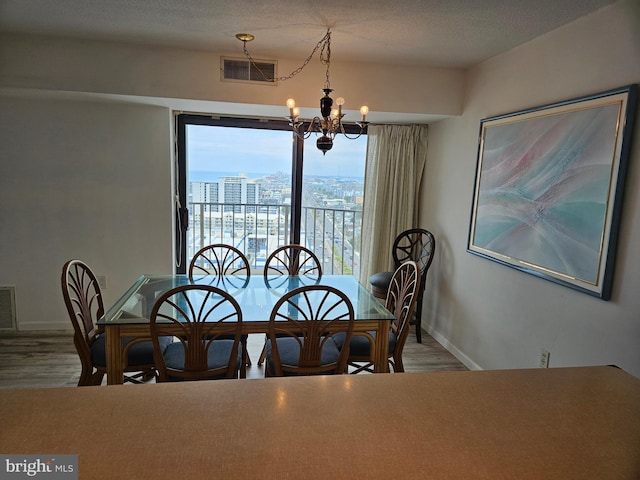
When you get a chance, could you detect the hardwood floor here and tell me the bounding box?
[0,330,467,388]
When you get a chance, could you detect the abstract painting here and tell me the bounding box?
[468,85,637,299]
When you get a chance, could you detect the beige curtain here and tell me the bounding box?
[359,124,428,284]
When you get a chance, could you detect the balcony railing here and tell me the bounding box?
[188,202,362,276]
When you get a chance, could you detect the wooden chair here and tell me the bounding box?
[263,244,322,279]
[339,260,420,373]
[258,244,322,366]
[369,228,435,343]
[189,243,251,367]
[61,259,170,386]
[265,285,354,376]
[189,243,251,284]
[149,284,244,381]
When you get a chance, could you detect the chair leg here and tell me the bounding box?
[257,341,267,366]
[414,294,424,343]
[77,366,93,386]
[90,371,105,386]
[264,355,273,377]
[240,338,248,379]
[392,354,405,373]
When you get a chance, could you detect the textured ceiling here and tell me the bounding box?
[0,0,618,68]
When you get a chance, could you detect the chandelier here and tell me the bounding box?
[237,29,369,155]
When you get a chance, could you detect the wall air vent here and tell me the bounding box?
[221,57,277,85]
[0,286,16,330]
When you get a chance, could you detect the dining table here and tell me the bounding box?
[98,274,395,384]
[1,366,639,479]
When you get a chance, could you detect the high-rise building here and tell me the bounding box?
[218,174,260,213]
[191,174,260,214]
[191,181,219,205]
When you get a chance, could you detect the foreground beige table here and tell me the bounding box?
[1,367,639,479]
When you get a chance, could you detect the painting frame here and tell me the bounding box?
[467,85,638,300]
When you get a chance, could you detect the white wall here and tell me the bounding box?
[0,95,173,329]
[422,0,640,377]
[0,33,465,122]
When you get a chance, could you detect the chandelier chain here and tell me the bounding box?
[241,29,332,84]
[321,31,331,89]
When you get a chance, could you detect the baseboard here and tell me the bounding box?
[17,321,72,332]
[424,325,483,371]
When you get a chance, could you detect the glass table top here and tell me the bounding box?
[99,274,394,325]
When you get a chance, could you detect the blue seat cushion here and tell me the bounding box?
[91,334,172,367]
[162,339,242,380]
[368,271,394,289]
[332,330,397,356]
[266,336,342,375]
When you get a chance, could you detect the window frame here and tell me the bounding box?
[174,113,366,273]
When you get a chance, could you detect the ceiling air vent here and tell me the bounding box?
[221,57,277,85]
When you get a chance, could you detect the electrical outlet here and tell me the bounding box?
[539,349,550,368]
[97,275,107,290]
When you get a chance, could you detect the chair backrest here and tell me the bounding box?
[392,229,435,290]
[189,243,251,281]
[61,260,104,363]
[264,244,322,279]
[268,285,354,376]
[386,261,421,352]
[149,284,242,381]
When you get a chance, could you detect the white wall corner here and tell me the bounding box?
[426,324,483,371]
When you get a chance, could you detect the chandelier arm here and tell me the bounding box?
[289,123,315,141]
[290,127,304,141]
[301,126,315,139]
[337,122,368,140]
[292,121,320,140]
[241,29,331,83]
[302,118,326,133]
[339,131,365,140]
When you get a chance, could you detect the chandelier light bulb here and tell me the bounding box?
[332,108,339,118]
[335,96,345,116]
[286,98,297,117]
[360,105,369,122]
[292,107,300,117]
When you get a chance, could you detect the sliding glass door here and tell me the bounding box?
[302,134,367,276]
[175,114,367,276]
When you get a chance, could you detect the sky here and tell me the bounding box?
[186,124,367,179]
